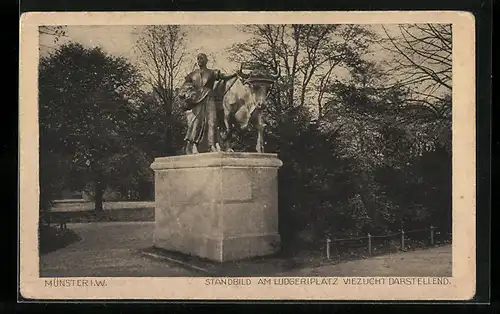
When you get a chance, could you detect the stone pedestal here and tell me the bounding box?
[150,152,283,262]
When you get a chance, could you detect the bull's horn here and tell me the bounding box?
[269,65,281,79]
[237,63,250,79]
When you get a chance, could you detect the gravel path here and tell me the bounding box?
[40,222,452,277]
[279,246,452,277]
[40,222,192,277]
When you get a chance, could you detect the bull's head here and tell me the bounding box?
[237,63,280,108]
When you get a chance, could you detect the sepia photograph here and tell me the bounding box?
[19,11,476,300]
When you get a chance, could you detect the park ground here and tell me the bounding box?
[40,220,452,277]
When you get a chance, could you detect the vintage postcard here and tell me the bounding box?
[19,11,476,300]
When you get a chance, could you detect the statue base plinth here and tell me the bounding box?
[150,152,283,262]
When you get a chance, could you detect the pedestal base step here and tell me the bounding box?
[139,246,295,277]
[153,233,280,262]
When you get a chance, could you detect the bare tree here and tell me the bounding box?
[39,26,67,50]
[310,25,374,120]
[39,26,66,38]
[135,25,187,115]
[228,24,374,122]
[381,24,452,118]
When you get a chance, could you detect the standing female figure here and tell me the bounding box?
[179,53,236,154]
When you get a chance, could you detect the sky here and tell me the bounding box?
[39,24,450,113]
[39,24,390,95]
[40,25,253,75]
[39,25,406,74]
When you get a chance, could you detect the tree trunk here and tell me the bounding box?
[317,102,323,126]
[94,178,104,212]
[164,114,174,156]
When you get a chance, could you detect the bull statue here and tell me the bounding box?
[217,63,280,153]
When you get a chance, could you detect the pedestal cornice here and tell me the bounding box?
[151,152,283,170]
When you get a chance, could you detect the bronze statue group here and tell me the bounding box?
[178,53,279,154]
